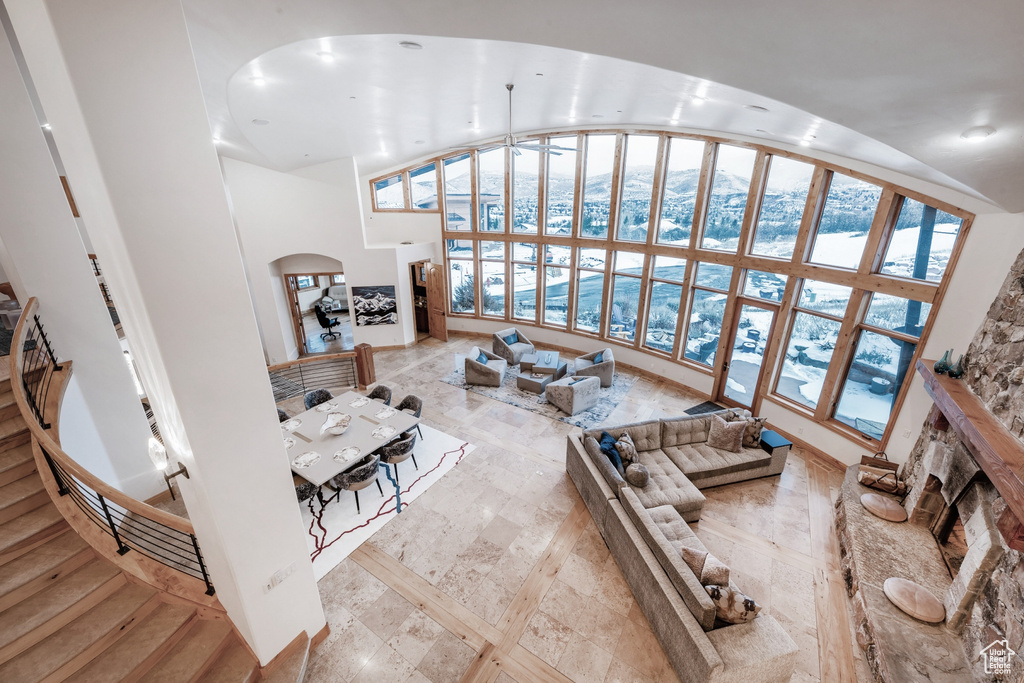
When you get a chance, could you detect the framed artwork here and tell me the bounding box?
[352,285,398,326]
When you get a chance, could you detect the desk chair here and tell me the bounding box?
[314,304,340,341]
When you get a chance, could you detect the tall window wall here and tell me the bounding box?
[370,132,972,449]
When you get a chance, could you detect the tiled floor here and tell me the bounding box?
[302,335,869,682]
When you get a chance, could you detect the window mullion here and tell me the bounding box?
[815,289,868,422]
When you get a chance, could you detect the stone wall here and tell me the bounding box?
[904,246,1024,681]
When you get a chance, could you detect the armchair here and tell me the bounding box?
[574,347,615,387]
[492,327,535,365]
[465,346,507,387]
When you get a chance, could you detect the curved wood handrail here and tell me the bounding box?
[267,350,357,374]
[10,298,196,536]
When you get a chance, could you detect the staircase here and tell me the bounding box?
[0,368,261,682]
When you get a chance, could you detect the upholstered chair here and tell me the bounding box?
[366,384,392,405]
[376,430,418,486]
[546,375,601,415]
[293,474,319,503]
[304,388,334,410]
[574,347,615,387]
[329,454,383,514]
[492,327,536,365]
[395,394,424,440]
[277,408,290,423]
[464,346,507,387]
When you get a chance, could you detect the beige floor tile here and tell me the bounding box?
[386,610,447,668]
[557,631,614,683]
[604,658,656,683]
[518,610,573,667]
[556,553,602,597]
[537,578,587,630]
[464,575,516,625]
[593,556,634,616]
[416,631,477,683]
[358,588,417,641]
[305,617,384,682]
[613,620,676,682]
[350,644,416,683]
[575,599,627,654]
[479,514,525,550]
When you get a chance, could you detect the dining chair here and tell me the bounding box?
[278,408,290,423]
[395,394,424,440]
[329,454,383,514]
[366,384,392,405]
[293,473,319,504]
[304,388,334,410]
[375,430,417,486]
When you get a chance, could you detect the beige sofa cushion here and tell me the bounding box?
[631,449,705,516]
[619,488,717,630]
[663,443,771,482]
[585,419,661,451]
[661,414,713,447]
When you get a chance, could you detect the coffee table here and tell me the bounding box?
[533,352,567,379]
[517,371,554,394]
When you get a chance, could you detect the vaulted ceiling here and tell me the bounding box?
[182,0,1024,212]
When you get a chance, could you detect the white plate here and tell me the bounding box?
[375,406,397,420]
[281,418,302,432]
[292,451,320,468]
[349,396,370,408]
[333,446,361,463]
[371,424,397,440]
[314,401,339,413]
[283,437,296,450]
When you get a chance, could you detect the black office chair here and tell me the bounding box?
[314,304,340,341]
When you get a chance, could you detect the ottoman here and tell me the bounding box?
[546,375,600,415]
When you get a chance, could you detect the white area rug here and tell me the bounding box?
[300,424,474,580]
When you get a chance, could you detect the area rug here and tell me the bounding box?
[441,362,638,430]
[684,400,726,415]
[300,424,474,580]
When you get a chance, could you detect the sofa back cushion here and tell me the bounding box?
[619,488,717,631]
[661,415,714,447]
[584,419,661,451]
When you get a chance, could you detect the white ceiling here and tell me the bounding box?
[182,0,1024,212]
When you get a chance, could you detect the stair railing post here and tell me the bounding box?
[98,494,131,555]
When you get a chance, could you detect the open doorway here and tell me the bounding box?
[409,260,447,343]
[285,271,353,355]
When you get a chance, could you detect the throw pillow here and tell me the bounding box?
[598,431,625,475]
[616,433,638,465]
[476,351,488,364]
[503,332,518,345]
[740,416,767,448]
[707,415,745,453]
[679,546,731,586]
[625,463,649,487]
[593,351,603,364]
[705,585,761,624]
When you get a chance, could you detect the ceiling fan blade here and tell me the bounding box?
[517,143,576,152]
[511,145,522,157]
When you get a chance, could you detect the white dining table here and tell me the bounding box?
[281,390,420,488]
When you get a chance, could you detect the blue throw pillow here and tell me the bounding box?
[593,351,603,364]
[504,332,518,345]
[477,351,488,364]
[599,431,625,476]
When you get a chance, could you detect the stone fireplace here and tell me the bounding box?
[902,438,1005,632]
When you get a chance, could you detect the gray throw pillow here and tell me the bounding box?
[625,463,649,487]
[707,415,745,453]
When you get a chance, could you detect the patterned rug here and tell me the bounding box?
[441,362,638,430]
[300,423,474,580]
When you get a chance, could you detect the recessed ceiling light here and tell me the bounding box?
[251,118,270,126]
[41,123,51,130]
[398,41,422,50]
[414,140,425,145]
[535,73,544,76]
[961,125,995,142]
[316,51,335,63]
[616,110,623,113]
[592,114,604,119]
[349,96,356,100]
[799,139,812,147]
[755,129,770,134]
[690,95,707,106]
[745,104,769,113]
[249,76,266,86]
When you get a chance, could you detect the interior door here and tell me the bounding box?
[717,301,777,411]
[286,275,309,355]
[425,263,448,342]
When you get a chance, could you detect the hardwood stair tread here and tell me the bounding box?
[0,530,91,611]
[0,388,14,409]
[0,443,35,488]
[64,602,197,683]
[0,473,45,510]
[0,504,66,558]
[140,619,233,683]
[0,582,157,682]
[0,416,28,442]
[0,557,121,652]
[197,637,258,683]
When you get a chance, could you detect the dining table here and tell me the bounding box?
[281,390,420,491]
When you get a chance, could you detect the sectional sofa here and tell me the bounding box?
[566,410,798,682]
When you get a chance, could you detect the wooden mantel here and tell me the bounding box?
[917,360,1024,552]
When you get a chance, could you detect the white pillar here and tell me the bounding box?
[0,12,156,497]
[4,0,325,662]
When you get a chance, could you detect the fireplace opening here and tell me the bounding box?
[932,501,968,578]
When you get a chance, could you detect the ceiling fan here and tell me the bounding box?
[449,83,577,156]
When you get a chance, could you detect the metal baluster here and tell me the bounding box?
[191,534,216,595]
[98,494,130,555]
[42,448,69,496]
[33,315,62,369]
